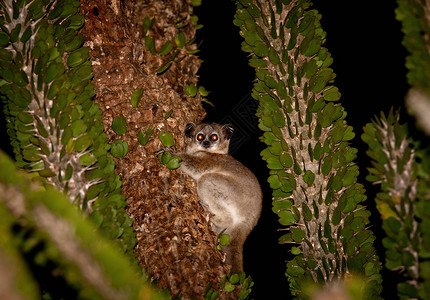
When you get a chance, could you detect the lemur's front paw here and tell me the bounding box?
[154,146,177,156]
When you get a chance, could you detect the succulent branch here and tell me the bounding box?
[1,0,95,208]
[396,1,430,296]
[0,150,164,300]
[0,200,39,300]
[234,0,382,298]
[362,110,424,298]
[0,0,136,261]
[396,0,430,134]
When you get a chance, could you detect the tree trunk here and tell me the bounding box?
[80,0,231,298]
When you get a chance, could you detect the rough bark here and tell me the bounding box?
[80,0,231,298]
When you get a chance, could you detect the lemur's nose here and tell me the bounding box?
[203,141,210,148]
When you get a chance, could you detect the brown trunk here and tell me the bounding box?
[80,1,231,298]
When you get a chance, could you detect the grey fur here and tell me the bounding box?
[178,123,262,272]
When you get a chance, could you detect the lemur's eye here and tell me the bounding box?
[210,134,218,141]
[197,133,205,141]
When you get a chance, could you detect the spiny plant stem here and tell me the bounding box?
[234,0,382,298]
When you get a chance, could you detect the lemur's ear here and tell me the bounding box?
[222,124,234,140]
[185,123,196,138]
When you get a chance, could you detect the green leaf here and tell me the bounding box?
[156,61,173,74]
[291,247,301,255]
[264,76,277,89]
[75,135,92,152]
[304,60,318,78]
[280,173,296,193]
[10,24,21,43]
[249,56,267,68]
[303,170,315,186]
[143,17,155,34]
[138,126,154,146]
[111,139,128,158]
[79,153,96,166]
[247,4,260,18]
[272,109,285,127]
[39,168,56,177]
[273,198,292,212]
[268,174,282,189]
[0,32,9,47]
[313,142,322,160]
[166,156,181,170]
[310,98,324,113]
[269,141,283,155]
[164,109,173,119]
[279,210,295,226]
[323,86,341,101]
[254,42,268,57]
[302,203,313,221]
[279,233,293,244]
[17,111,33,124]
[342,166,358,187]
[224,282,235,293]
[71,119,87,137]
[321,156,332,176]
[293,161,302,175]
[44,63,61,83]
[276,80,288,99]
[219,234,230,246]
[158,131,174,147]
[159,42,173,55]
[229,273,239,285]
[286,261,305,276]
[145,36,156,54]
[185,84,198,97]
[268,47,280,64]
[130,88,143,108]
[291,227,306,242]
[67,48,90,68]
[191,0,202,6]
[303,38,321,57]
[68,15,85,30]
[202,98,214,107]
[112,115,127,135]
[343,126,355,141]
[199,86,209,97]
[23,149,41,162]
[158,151,171,165]
[311,68,334,93]
[65,34,85,52]
[267,157,283,170]
[175,32,186,48]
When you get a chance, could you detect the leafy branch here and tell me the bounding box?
[234,0,382,298]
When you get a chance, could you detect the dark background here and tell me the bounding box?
[195,1,409,299]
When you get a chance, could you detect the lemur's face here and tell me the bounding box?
[185,123,234,154]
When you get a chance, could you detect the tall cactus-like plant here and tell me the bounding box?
[234,0,382,298]
[0,0,136,259]
[397,0,430,135]
[362,110,430,298]
[397,1,430,296]
[0,150,166,300]
[356,0,430,298]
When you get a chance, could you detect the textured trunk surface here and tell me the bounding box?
[80,1,231,298]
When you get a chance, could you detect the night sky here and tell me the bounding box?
[195,1,409,298]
